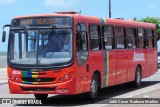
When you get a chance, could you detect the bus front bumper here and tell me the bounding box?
[8,79,76,95]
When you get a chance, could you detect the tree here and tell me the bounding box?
[134,17,160,40]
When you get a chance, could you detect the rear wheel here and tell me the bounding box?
[34,94,48,100]
[125,66,142,88]
[89,74,99,99]
[134,67,142,88]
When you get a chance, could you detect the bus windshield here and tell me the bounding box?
[8,28,73,67]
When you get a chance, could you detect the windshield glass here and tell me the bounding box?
[8,28,73,66]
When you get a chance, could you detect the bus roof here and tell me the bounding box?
[13,12,156,29]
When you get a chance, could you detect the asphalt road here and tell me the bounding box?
[0,70,160,107]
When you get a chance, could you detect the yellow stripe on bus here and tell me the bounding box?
[32,82,38,84]
[103,18,107,24]
[32,72,38,78]
[106,51,109,86]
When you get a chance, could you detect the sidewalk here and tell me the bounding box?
[0,68,7,85]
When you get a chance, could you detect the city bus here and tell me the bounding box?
[2,12,158,99]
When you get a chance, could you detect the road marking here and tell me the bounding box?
[114,83,160,98]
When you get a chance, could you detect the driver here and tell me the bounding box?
[61,35,71,52]
[46,36,59,58]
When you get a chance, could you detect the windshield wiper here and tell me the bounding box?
[47,25,72,40]
[22,25,32,37]
[47,25,56,40]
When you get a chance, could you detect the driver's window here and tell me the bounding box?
[76,23,88,66]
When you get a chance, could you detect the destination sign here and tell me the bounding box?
[12,17,72,28]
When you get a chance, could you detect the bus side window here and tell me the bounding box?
[115,26,125,49]
[126,28,136,49]
[76,23,88,66]
[146,29,152,48]
[89,24,102,51]
[102,26,113,50]
[138,28,144,48]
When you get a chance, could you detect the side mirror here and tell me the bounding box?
[2,31,6,42]
[2,24,11,42]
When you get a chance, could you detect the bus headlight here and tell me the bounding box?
[11,74,14,79]
[64,74,69,79]
[59,77,63,82]
[10,69,21,83]
[58,71,74,83]
[59,73,70,82]
[15,77,18,82]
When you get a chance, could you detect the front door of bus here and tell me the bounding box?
[76,23,89,93]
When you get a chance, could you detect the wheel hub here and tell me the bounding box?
[91,79,97,94]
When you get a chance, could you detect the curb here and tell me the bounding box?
[0,81,8,85]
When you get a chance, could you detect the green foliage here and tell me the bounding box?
[133,17,160,40]
[0,52,7,56]
[133,17,139,21]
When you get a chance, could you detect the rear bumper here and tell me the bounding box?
[8,78,76,95]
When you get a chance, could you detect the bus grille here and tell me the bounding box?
[22,78,56,83]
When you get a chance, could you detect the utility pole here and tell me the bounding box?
[109,0,111,18]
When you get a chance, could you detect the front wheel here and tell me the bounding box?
[34,94,48,100]
[89,74,99,99]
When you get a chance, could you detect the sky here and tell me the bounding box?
[0,0,160,52]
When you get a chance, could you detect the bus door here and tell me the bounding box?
[76,23,89,93]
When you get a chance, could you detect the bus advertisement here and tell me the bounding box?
[2,12,158,99]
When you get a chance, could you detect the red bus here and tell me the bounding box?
[2,12,158,99]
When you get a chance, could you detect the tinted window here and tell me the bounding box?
[146,29,154,48]
[89,25,102,51]
[138,28,144,48]
[115,27,125,49]
[76,23,88,66]
[126,28,136,49]
[102,26,113,50]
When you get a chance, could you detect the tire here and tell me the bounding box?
[133,66,142,88]
[89,74,99,99]
[34,94,48,100]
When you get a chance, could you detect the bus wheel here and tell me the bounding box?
[89,74,98,99]
[134,67,142,88]
[34,94,48,100]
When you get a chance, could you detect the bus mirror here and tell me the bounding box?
[2,31,6,42]
[2,24,11,42]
